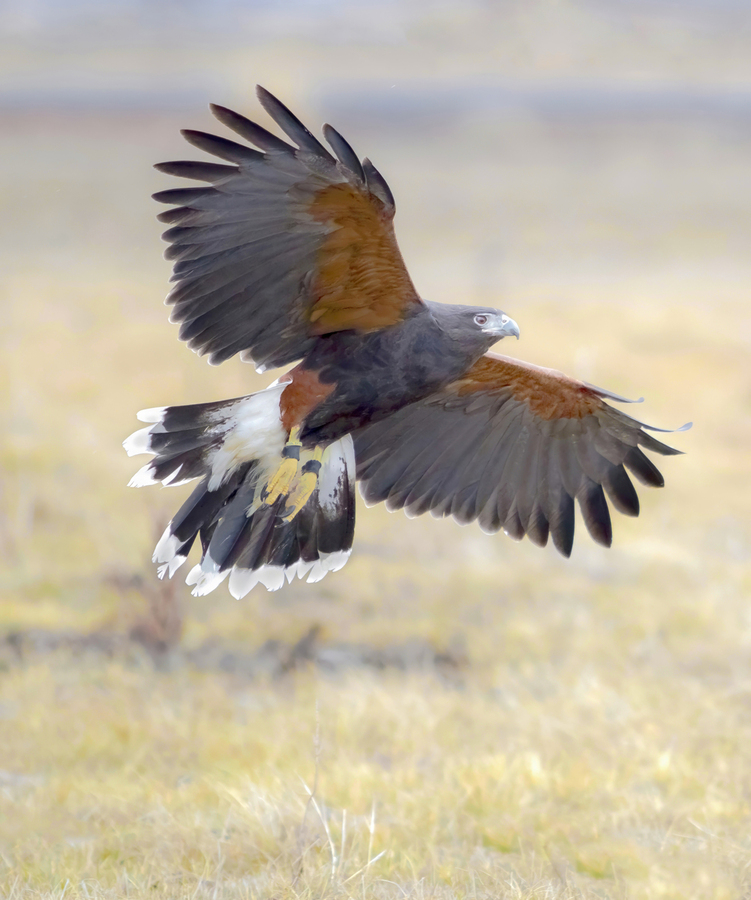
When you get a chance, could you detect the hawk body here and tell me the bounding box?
[291,301,513,444]
[125,86,688,597]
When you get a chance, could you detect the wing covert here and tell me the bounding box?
[353,352,689,556]
[153,86,422,370]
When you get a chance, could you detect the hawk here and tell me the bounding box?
[125,86,689,598]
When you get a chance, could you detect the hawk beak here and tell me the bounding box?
[487,314,520,340]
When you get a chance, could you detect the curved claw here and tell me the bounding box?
[262,457,299,504]
[281,455,323,522]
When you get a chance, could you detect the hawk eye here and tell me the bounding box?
[474,314,489,327]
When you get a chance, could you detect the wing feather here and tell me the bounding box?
[154,86,422,369]
[362,158,395,211]
[256,85,336,160]
[209,103,294,154]
[353,353,687,556]
[624,446,665,487]
[154,160,238,182]
[513,422,544,538]
[603,465,640,517]
[323,124,366,183]
[489,422,532,527]
[180,129,264,164]
[578,478,612,547]
[153,187,214,206]
[526,502,550,548]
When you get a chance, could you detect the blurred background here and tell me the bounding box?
[2,1,751,897]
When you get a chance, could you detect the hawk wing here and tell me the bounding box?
[353,353,690,556]
[153,86,422,370]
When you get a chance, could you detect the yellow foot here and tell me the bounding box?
[261,430,302,505]
[262,458,297,504]
[281,457,323,522]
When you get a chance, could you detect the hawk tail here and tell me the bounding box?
[124,389,355,596]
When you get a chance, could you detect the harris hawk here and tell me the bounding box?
[125,86,689,598]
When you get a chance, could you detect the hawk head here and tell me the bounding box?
[428,302,520,355]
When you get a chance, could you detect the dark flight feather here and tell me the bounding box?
[154,160,238,182]
[210,103,294,154]
[181,130,264,165]
[256,85,336,161]
[322,124,366,183]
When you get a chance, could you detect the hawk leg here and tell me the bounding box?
[282,453,323,522]
[262,428,303,504]
[262,430,324,522]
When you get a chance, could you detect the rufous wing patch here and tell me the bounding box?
[306,183,421,334]
[455,353,603,421]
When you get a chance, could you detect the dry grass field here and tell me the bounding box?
[2,5,751,897]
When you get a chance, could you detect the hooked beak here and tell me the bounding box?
[485,313,520,340]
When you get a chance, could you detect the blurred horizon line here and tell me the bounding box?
[2,78,751,123]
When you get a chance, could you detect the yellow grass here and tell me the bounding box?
[2,19,751,896]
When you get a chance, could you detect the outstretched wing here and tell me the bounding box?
[353,353,690,556]
[153,86,422,370]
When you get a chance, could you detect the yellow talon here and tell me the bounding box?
[262,428,302,505]
[263,458,298,504]
[282,473,317,521]
[281,449,323,522]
